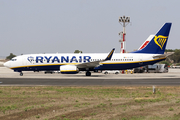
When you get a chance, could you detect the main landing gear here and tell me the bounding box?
[86,71,91,76]
[20,72,23,76]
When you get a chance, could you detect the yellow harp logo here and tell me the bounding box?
[154,35,168,50]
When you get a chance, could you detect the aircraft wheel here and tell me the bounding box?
[104,72,108,74]
[115,72,119,74]
[86,71,91,76]
[20,72,23,76]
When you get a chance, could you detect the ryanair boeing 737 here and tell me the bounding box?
[4,23,172,76]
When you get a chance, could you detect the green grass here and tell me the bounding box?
[169,107,174,111]
[0,104,17,114]
[0,86,180,119]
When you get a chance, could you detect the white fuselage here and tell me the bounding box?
[4,53,165,72]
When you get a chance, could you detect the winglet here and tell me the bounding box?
[105,48,115,60]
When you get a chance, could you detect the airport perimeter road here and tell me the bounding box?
[0,77,180,86]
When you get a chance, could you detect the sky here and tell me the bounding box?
[0,0,179,57]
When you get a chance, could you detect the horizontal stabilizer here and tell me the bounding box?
[153,52,174,59]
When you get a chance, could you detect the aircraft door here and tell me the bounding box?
[21,57,25,66]
[139,56,143,65]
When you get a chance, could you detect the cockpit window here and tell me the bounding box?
[11,59,17,61]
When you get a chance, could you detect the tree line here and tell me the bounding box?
[163,49,180,66]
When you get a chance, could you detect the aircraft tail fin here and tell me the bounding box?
[138,35,154,50]
[132,23,172,54]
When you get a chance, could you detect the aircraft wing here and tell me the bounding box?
[77,48,115,69]
[153,52,174,59]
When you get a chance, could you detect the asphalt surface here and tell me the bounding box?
[0,77,180,86]
[0,67,180,86]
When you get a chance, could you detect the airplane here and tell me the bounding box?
[4,23,172,76]
[138,35,154,50]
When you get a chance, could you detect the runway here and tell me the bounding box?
[0,77,180,86]
[0,67,180,86]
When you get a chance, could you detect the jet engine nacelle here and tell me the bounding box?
[60,65,79,74]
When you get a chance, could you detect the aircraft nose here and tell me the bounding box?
[3,62,10,68]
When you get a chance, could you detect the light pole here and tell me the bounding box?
[119,16,130,53]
